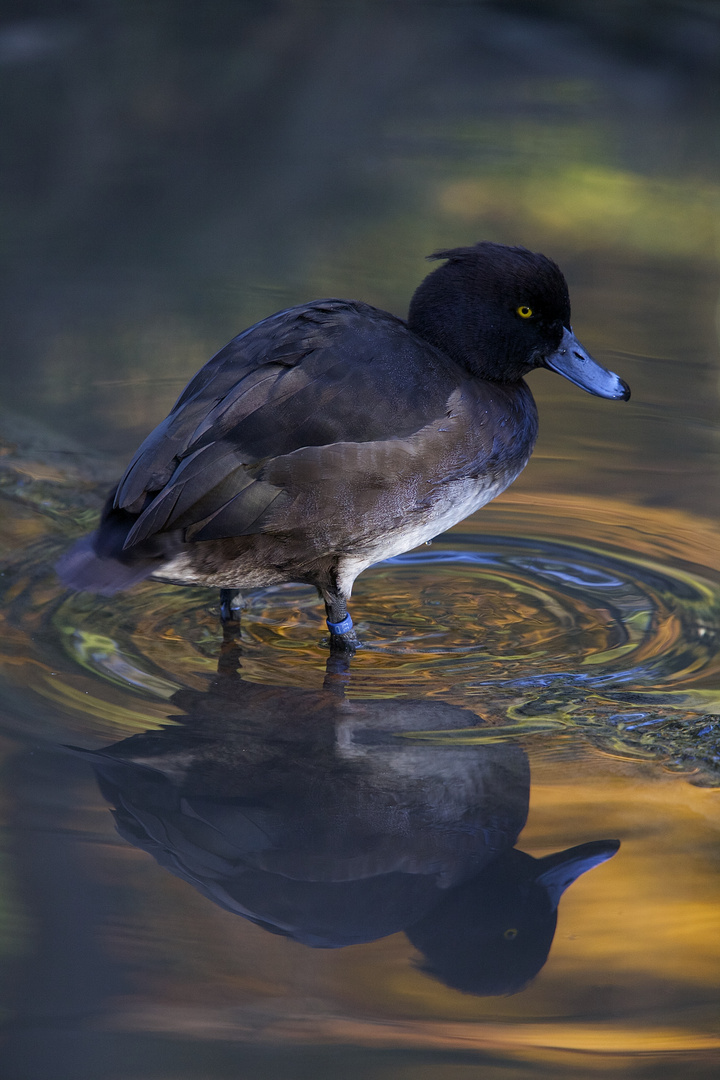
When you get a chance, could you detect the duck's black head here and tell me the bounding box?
[407,241,629,400]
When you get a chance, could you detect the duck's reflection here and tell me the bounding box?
[80,638,618,996]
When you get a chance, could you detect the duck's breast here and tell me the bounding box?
[261,378,538,586]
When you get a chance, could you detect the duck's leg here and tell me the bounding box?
[219,588,242,623]
[322,585,359,653]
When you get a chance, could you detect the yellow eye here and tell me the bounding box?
[504,928,518,940]
[516,306,533,319]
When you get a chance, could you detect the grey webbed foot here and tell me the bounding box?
[328,625,360,656]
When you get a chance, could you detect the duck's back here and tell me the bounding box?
[118,300,461,513]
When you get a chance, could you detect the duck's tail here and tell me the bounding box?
[56,488,180,596]
[55,533,161,595]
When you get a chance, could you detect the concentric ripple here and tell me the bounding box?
[1,488,719,779]
[38,533,718,689]
[1,449,720,779]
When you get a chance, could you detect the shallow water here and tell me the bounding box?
[2,4,720,1079]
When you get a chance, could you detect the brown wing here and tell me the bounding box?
[115,299,465,548]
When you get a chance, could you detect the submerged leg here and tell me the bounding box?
[219,588,242,623]
[322,585,359,653]
[323,649,352,695]
[218,622,243,670]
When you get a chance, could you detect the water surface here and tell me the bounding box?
[1,4,720,1078]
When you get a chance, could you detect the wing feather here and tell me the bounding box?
[112,300,461,549]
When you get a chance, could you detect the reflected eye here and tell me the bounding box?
[516,306,533,319]
[504,928,518,940]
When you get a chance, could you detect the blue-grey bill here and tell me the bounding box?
[544,327,630,400]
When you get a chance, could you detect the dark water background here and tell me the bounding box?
[1,3,720,1078]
